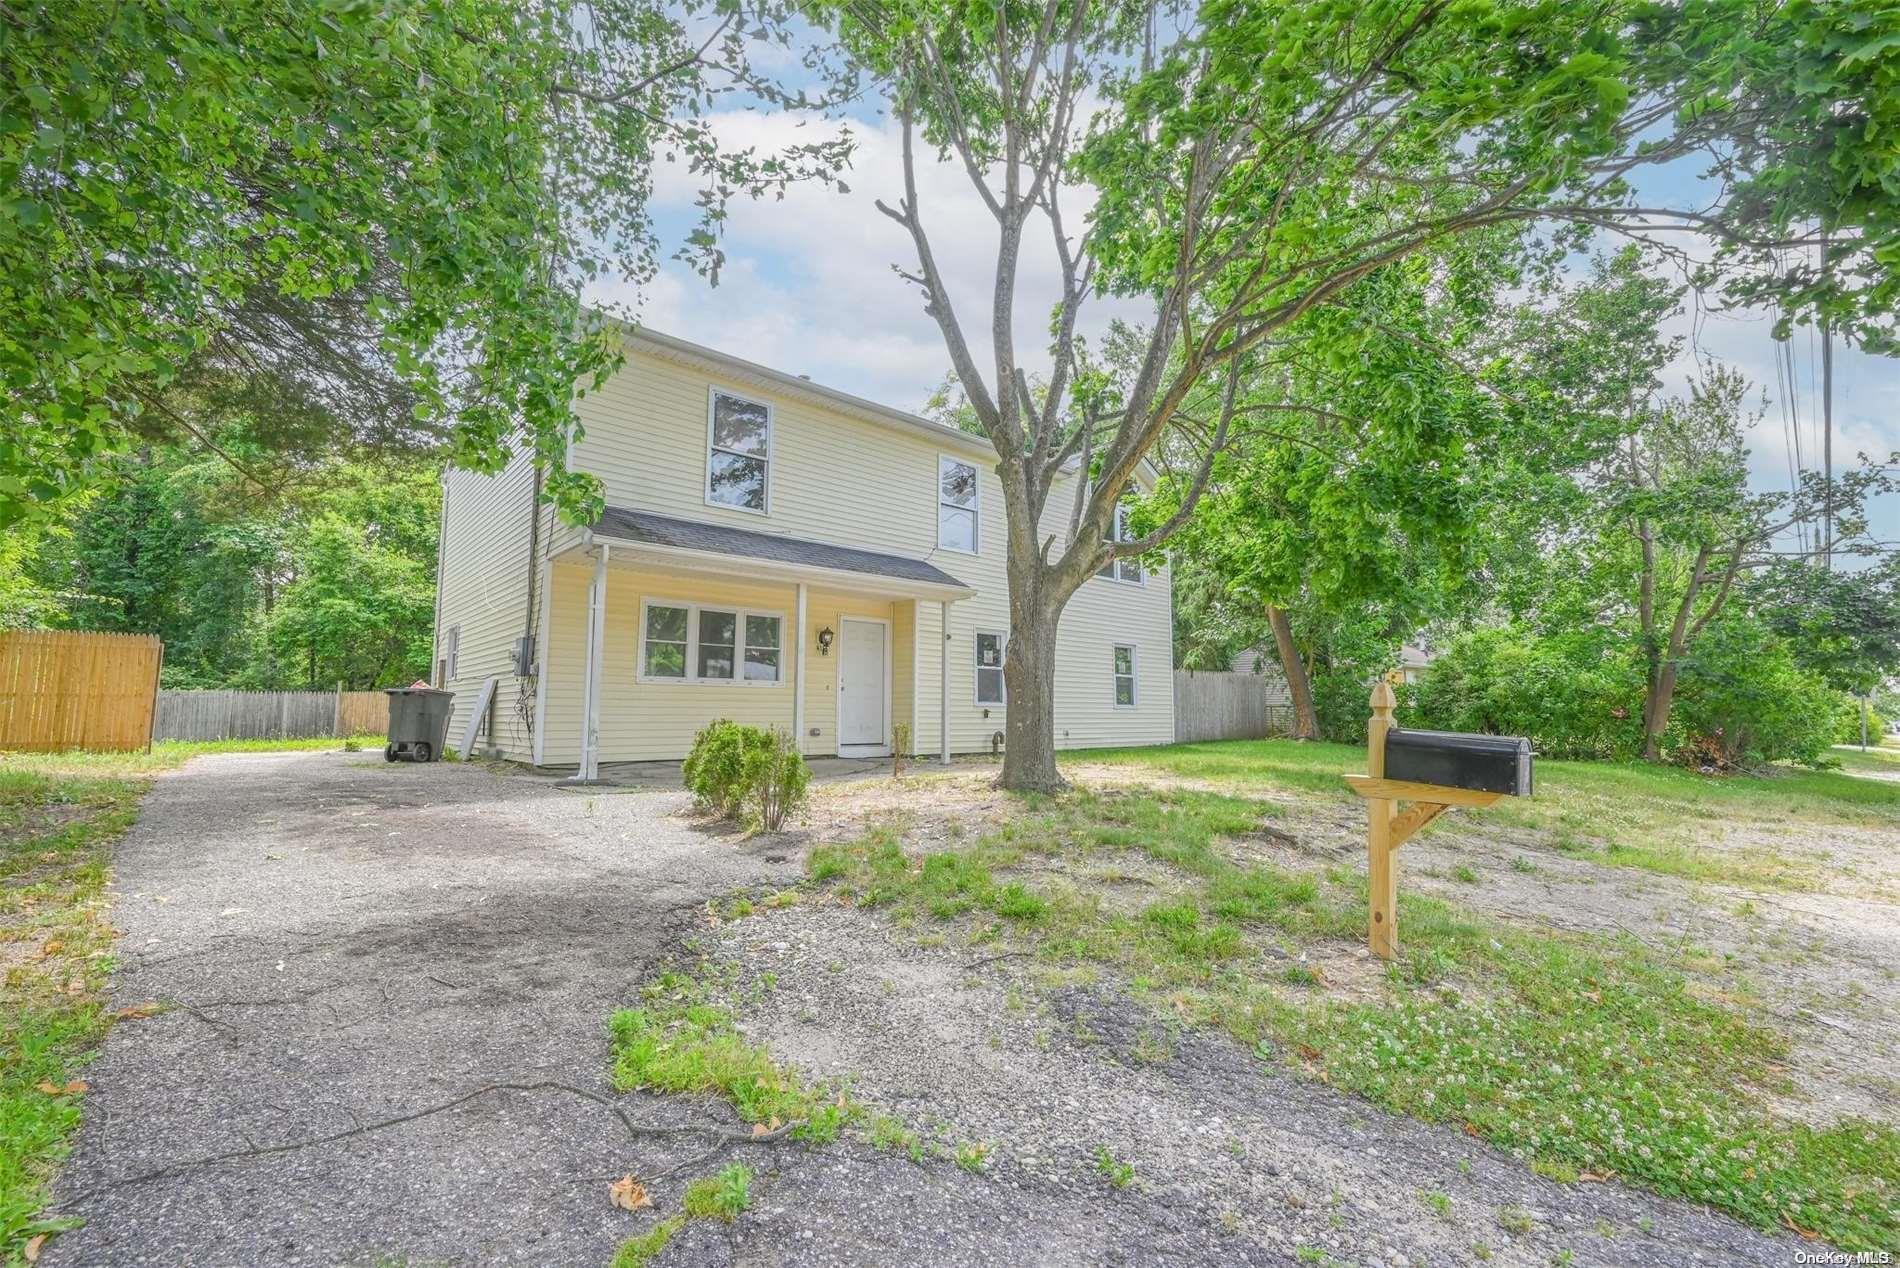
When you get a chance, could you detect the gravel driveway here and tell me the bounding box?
[46,749,1796,1267]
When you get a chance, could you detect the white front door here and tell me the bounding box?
[837,618,888,754]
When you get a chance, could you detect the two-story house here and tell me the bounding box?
[430,325,1174,772]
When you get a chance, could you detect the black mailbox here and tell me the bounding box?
[1384,729,1533,796]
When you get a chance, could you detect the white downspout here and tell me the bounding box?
[578,541,609,782]
[793,582,808,754]
[939,599,951,765]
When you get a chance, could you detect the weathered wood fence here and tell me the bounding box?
[1173,670,1296,743]
[153,690,389,742]
[0,630,164,752]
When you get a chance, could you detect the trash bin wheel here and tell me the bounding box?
[383,743,397,763]
[412,741,433,764]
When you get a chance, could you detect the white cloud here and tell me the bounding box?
[584,107,1151,413]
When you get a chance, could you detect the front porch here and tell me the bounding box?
[534,509,972,776]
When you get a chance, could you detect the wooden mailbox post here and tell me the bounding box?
[1344,682,1533,960]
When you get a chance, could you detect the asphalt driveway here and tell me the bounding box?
[46,749,795,1267]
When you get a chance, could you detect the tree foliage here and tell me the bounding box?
[1,0,852,526]
[824,0,1900,788]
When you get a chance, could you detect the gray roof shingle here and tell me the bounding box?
[591,507,971,591]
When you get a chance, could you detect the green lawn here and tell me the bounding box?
[804,744,1899,1252]
[1077,739,1900,890]
[0,737,378,1260]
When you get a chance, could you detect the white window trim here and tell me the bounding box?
[973,629,1007,707]
[637,597,788,687]
[444,625,460,680]
[1112,642,1138,710]
[937,452,980,555]
[1096,503,1147,587]
[704,386,773,517]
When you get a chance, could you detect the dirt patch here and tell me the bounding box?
[708,901,1792,1267]
[809,764,1900,1132]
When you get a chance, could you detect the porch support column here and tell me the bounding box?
[578,543,609,782]
[939,600,951,765]
[793,582,808,754]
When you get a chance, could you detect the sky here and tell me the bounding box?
[584,96,1899,545]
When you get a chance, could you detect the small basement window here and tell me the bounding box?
[938,455,979,552]
[1112,644,1137,708]
[975,630,1006,705]
[707,389,771,513]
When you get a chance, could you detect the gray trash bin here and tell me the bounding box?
[384,687,455,763]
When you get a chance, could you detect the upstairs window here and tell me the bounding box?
[975,631,1006,705]
[1096,503,1145,584]
[938,456,979,552]
[707,389,771,513]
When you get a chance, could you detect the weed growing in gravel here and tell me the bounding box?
[611,1219,679,1268]
[1420,1189,1452,1218]
[613,1164,755,1267]
[609,964,861,1142]
[803,785,1900,1252]
[954,1141,991,1173]
[1499,1206,1535,1236]
[1094,1146,1135,1189]
[683,1164,752,1220]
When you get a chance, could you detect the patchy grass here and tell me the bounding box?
[609,963,861,1143]
[806,782,1897,1252]
[0,736,376,1259]
[1079,738,1900,892]
[610,1163,754,1268]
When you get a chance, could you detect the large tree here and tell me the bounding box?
[1,0,852,525]
[827,0,1900,790]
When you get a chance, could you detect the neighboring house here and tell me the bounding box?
[432,326,1174,770]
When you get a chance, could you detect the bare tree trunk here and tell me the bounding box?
[1267,605,1319,740]
[999,598,1065,792]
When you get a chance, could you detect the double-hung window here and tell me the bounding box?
[938,456,979,552]
[707,389,771,513]
[974,631,1006,705]
[1112,644,1137,707]
[641,600,783,685]
[1096,503,1145,584]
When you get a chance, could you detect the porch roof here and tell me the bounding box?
[588,506,974,600]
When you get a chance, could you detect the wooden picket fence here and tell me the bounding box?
[153,690,389,742]
[0,630,164,752]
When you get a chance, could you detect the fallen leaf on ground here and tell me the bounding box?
[40,939,63,956]
[1577,1169,1615,1183]
[609,1174,652,1211]
[35,1080,85,1095]
[114,1002,164,1020]
[23,1233,46,1261]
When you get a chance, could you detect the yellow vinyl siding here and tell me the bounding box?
[521,335,1177,763]
[434,443,550,761]
[536,564,912,764]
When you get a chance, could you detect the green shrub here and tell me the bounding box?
[1669,616,1847,767]
[682,720,811,829]
[1412,626,1644,760]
